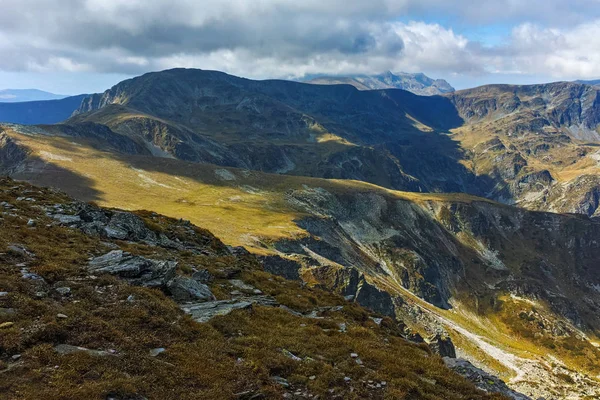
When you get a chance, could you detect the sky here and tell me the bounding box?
[1,0,600,94]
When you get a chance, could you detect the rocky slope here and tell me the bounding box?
[447,82,600,142]
[446,82,600,216]
[306,71,455,95]
[0,177,516,400]
[0,124,599,398]
[66,68,481,196]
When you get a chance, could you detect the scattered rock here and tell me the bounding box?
[229,279,257,292]
[106,394,148,400]
[182,300,251,323]
[54,344,115,357]
[20,268,44,282]
[149,348,166,357]
[8,244,34,258]
[181,296,278,323]
[56,313,68,319]
[55,287,71,296]
[166,276,215,303]
[52,214,82,225]
[444,358,531,400]
[272,376,290,388]
[282,349,302,362]
[228,246,250,256]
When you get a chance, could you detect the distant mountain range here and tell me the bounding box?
[306,71,455,95]
[0,88,67,102]
[576,79,600,87]
[0,94,88,124]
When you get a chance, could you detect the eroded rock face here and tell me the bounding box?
[427,334,456,358]
[88,250,176,288]
[259,255,301,280]
[280,186,600,331]
[0,132,27,175]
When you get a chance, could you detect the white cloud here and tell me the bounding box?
[1,0,600,82]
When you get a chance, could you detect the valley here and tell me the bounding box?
[2,69,600,399]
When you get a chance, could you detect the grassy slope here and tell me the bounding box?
[5,128,600,397]
[6,129,489,253]
[0,178,505,400]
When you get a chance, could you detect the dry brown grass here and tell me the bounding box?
[0,178,506,400]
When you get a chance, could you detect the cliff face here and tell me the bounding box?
[448,82,600,141]
[276,186,600,333]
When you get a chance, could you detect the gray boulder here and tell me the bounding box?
[166,276,215,302]
[191,269,213,283]
[181,296,278,323]
[88,250,176,288]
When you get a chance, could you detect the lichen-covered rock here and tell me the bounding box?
[181,296,278,323]
[88,250,176,288]
[166,276,215,303]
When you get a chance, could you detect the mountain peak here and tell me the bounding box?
[306,71,455,95]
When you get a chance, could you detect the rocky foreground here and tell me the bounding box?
[0,177,521,399]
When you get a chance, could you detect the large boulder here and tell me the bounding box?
[355,276,396,318]
[166,276,215,302]
[427,333,456,358]
[88,250,176,288]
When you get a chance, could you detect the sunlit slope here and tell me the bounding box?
[4,128,489,251]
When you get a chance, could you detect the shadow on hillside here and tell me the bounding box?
[11,154,103,203]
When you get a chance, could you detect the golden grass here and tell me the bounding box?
[6,129,496,255]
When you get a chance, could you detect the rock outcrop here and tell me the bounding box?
[88,250,177,288]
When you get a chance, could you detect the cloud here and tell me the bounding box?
[1,0,600,81]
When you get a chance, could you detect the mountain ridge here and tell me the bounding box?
[0,88,67,103]
[306,70,455,95]
[0,94,88,125]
